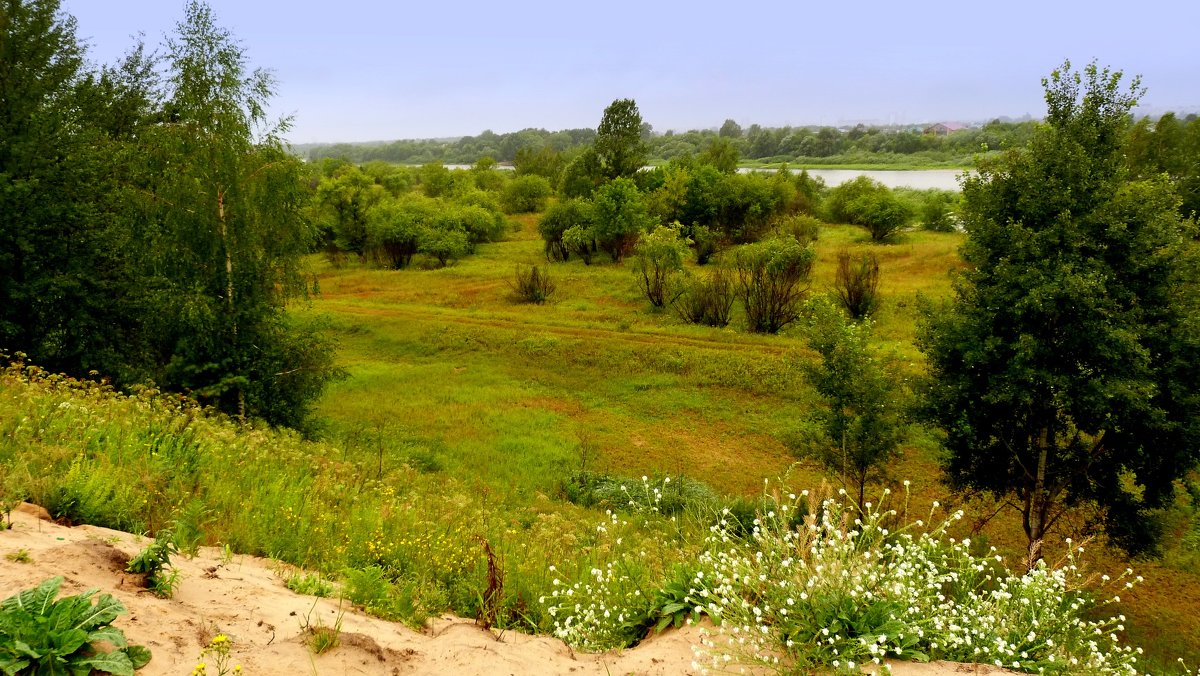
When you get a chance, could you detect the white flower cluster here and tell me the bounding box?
[690,491,1144,675]
[541,509,651,651]
[541,483,1149,675]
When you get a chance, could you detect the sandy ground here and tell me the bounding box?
[0,505,1013,675]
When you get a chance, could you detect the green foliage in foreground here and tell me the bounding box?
[799,302,907,507]
[0,577,151,675]
[545,485,1148,675]
[0,358,1177,674]
[0,359,702,633]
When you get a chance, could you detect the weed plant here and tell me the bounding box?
[510,264,556,304]
[192,634,240,676]
[300,601,344,655]
[0,576,152,674]
[285,572,334,597]
[564,472,719,516]
[127,529,181,598]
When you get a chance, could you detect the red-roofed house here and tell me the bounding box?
[924,122,968,136]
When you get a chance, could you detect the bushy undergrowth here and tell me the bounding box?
[563,472,719,516]
[672,269,736,328]
[546,482,1152,675]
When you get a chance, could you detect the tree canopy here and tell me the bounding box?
[919,61,1200,561]
[0,0,341,429]
[594,98,647,180]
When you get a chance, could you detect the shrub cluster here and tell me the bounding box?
[672,269,736,328]
[365,193,507,268]
[731,235,816,334]
[833,250,881,319]
[510,264,557,304]
[826,176,914,241]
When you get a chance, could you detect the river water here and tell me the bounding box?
[741,168,967,191]
[440,164,967,191]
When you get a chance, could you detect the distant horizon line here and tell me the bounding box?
[288,104,1198,148]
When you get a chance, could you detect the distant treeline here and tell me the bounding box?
[302,118,1047,167]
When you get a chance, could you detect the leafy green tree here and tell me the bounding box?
[730,235,816,334]
[645,161,689,224]
[454,202,507,252]
[361,160,413,196]
[720,172,787,243]
[513,145,565,183]
[501,174,553,213]
[365,195,429,268]
[718,118,743,139]
[919,190,959,232]
[470,156,506,191]
[418,217,469,267]
[801,301,907,507]
[1127,112,1200,220]
[826,177,912,241]
[594,98,647,180]
[919,62,1200,562]
[591,177,655,261]
[562,223,598,265]
[135,0,339,426]
[824,176,881,223]
[0,0,145,381]
[539,198,594,261]
[558,146,603,198]
[315,165,384,255]
[632,223,690,307]
[699,137,739,174]
[679,164,727,229]
[851,190,913,242]
[689,224,720,265]
[419,161,454,197]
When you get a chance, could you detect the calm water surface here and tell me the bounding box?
[742,168,967,191]
[439,164,967,191]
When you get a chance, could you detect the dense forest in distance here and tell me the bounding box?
[298,117,1049,168]
[298,111,1200,169]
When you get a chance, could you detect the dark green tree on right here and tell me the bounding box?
[919,61,1200,564]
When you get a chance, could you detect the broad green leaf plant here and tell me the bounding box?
[0,576,151,675]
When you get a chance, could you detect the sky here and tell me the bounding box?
[61,0,1200,144]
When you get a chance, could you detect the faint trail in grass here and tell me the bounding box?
[318,301,802,357]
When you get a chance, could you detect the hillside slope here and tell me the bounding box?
[1,506,1008,676]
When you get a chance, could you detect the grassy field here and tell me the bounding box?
[2,209,1197,671]
[301,212,1200,670]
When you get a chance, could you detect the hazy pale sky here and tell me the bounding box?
[62,1,1200,144]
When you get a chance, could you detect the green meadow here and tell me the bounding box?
[4,212,1198,671]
